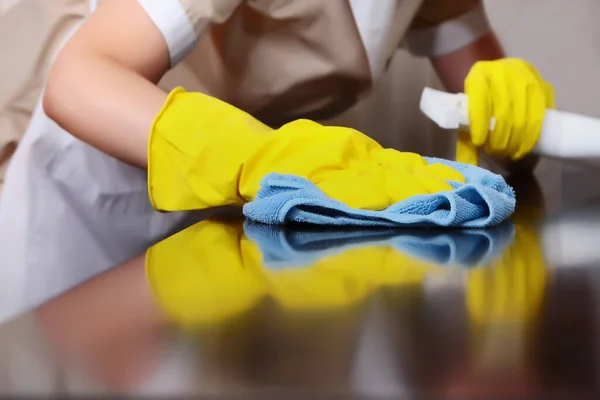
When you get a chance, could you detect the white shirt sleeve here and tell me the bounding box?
[405,4,492,57]
[137,0,243,66]
[137,0,197,66]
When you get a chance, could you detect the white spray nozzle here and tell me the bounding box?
[419,87,494,131]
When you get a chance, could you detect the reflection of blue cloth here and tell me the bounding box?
[243,158,515,228]
[243,220,515,270]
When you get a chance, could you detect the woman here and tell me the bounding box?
[0,0,553,312]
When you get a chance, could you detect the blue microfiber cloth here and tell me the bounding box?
[243,220,515,270]
[243,157,515,228]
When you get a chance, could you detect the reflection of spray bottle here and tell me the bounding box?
[420,87,600,163]
[131,336,203,396]
[541,205,600,268]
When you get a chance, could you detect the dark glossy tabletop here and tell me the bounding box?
[2,161,600,397]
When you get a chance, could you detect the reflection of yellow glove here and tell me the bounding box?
[268,245,444,310]
[146,220,447,327]
[465,212,546,372]
[146,220,267,326]
[148,88,465,212]
[466,217,546,326]
[458,58,555,165]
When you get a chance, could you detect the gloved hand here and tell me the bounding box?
[149,88,465,212]
[145,219,447,327]
[458,58,555,165]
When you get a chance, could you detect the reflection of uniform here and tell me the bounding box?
[0,0,491,314]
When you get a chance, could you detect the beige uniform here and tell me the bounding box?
[0,0,490,319]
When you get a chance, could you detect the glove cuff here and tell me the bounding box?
[148,87,271,211]
[147,87,185,211]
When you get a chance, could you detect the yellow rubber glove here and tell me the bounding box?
[148,88,465,212]
[145,219,448,328]
[458,58,555,165]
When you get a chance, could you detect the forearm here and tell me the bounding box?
[430,31,505,93]
[44,54,166,168]
[43,0,173,169]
